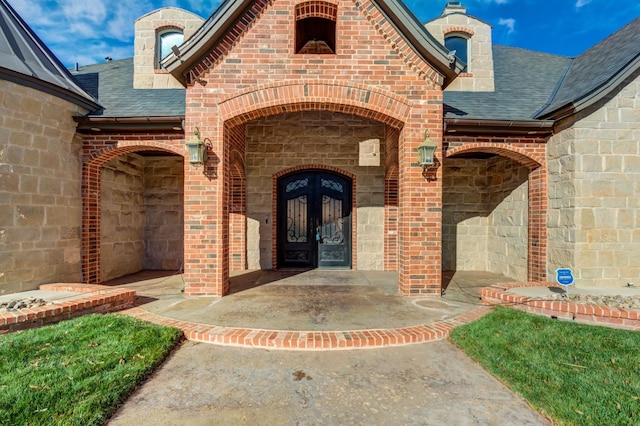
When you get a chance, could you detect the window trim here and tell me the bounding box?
[156,28,184,69]
[444,33,470,72]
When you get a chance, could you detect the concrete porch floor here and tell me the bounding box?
[105,269,513,332]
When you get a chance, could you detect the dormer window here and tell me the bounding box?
[156,28,183,68]
[295,1,337,54]
[445,35,469,72]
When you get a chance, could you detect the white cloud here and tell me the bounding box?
[576,0,592,8]
[498,18,516,34]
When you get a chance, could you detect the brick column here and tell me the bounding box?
[183,120,229,296]
[397,110,442,296]
[528,166,547,281]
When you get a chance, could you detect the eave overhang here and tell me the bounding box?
[370,0,464,87]
[162,0,464,88]
[1,67,101,112]
[445,117,555,136]
[536,51,640,121]
[74,115,185,134]
[161,0,254,86]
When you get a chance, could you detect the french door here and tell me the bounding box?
[277,170,352,268]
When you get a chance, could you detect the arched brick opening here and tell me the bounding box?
[445,143,547,281]
[82,142,183,284]
[183,79,448,296]
[272,165,358,270]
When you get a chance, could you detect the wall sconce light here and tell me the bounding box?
[185,127,211,167]
[417,129,438,169]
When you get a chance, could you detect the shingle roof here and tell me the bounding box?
[444,45,571,120]
[535,17,640,119]
[72,58,185,117]
[0,0,99,111]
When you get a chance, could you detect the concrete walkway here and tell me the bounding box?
[105,270,501,349]
[109,339,551,425]
[108,269,503,331]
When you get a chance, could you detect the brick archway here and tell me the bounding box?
[184,79,445,297]
[82,142,183,284]
[219,80,410,130]
[445,142,547,281]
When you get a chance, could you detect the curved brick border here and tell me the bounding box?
[119,306,492,350]
[482,282,640,331]
[0,284,135,334]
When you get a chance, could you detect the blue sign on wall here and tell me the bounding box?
[556,268,575,286]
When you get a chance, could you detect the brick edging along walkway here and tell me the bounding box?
[118,306,493,350]
[0,284,135,334]
[4,282,638,344]
[481,282,640,331]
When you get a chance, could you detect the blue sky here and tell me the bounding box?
[10,0,640,68]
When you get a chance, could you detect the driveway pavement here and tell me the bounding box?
[109,340,550,425]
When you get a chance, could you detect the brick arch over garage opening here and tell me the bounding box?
[445,142,547,282]
[82,142,184,284]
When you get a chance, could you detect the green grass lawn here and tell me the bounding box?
[450,306,640,426]
[0,314,182,425]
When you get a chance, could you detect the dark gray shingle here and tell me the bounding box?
[444,45,571,120]
[535,17,640,118]
[72,58,185,117]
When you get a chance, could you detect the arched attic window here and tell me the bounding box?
[445,34,469,72]
[295,1,337,54]
[156,28,183,69]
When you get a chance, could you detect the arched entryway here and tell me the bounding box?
[184,80,443,297]
[444,142,546,282]
[82,142,184,284]
[277,168,353,269]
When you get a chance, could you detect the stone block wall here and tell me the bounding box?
[100,154,146,281]
[144,156,184,271]
[442,158,489,271]
[244,111,386,270]
[443,156,528,280]
[133,7,204,89]
[547,75,640,287]
[0,80,87,294]
[425,7,495,92]
[486,156,529,280]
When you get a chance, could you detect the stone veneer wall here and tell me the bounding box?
[101,154,146,281]
[101,154,184,280]
[0,80,88,294]
[547,75,640,287]
[244,111,386,270]
[486,156,529,280]
[443,156,528,280]
[425,7,495,92]
[133,7,204,89]
[442,158,489,271]
[143,156,184,271]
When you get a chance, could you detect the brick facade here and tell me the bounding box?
[180,0,447,296]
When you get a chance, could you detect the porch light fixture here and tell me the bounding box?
[185,127,211,167]
[417,130,438,169]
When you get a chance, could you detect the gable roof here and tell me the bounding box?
[535,17,640,119]
[162,0,464,87]
[444,45,571,120]
[0,0,99,111]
